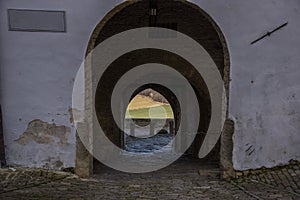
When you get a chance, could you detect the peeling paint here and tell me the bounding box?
[15,120,70,145]
[42,157,65,169]
[68,108,83,123]
[54,160,64,168]
[68,108,74,123]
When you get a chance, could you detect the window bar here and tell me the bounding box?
[149,0,157,27]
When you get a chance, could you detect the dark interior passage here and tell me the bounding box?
[83,0,230,176]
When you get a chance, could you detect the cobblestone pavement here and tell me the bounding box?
[0,160,299,200]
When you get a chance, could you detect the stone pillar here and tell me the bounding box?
[169,120,174,135]
[220,119,235,179]
[75,131,93,178]
[130,121,135,137]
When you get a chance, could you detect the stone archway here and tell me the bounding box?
[76,0,233,178]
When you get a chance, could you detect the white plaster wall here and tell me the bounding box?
[0,0,122,168]
[192,0,300,170]
[0,0,299,170]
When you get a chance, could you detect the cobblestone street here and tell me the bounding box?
[0,160,299,200]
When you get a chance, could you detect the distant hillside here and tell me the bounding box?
[125,90,173,119]
[127,95,167,110]
[139,89,168,104]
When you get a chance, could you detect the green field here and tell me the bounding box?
[126,104,174,119]
[125,94,174,119]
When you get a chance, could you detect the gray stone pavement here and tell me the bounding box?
[0,160,299,200]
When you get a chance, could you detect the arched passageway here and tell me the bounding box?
[124,87,176,153]
[76,0,232,178]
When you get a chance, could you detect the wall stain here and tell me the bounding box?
[15,119,70,145]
